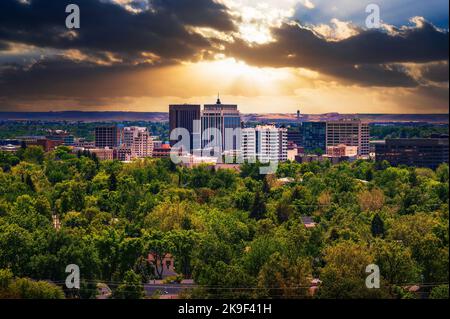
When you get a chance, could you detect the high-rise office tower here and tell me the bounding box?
[201,97,241,154]
[95,126,120,148]
[169,104,201,153]
[326,119,370,157]
[301,122,327,153]
[242,125,288,163]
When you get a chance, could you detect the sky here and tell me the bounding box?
[0,0,448,114]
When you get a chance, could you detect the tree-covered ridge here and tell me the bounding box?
[370,124,449,140]
[0,146,448,299]
[0,121,448,143]
[0,121,170,142]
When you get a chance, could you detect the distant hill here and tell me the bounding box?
[243,113,449,124]
[0,111,169,122]
[0,111,448,124]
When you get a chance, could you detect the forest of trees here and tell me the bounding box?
[370,124,449,140]
[0,146,448,299]
[1,121,448,144]
[0,121,170,142]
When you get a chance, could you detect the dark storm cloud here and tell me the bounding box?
[152,0,236,31]
[0,0,237,105]
[0,55,168,99]
[0,41,10,51]
[421,62,449,83]
[324,64,418,87]
[0,0,449,111]
[0,0,234,61]
[226,21,449,86]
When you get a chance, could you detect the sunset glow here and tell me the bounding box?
[0,0,448,113]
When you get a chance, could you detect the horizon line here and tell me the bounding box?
[0,111,449,115]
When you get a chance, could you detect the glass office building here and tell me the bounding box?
[95,126,120,148]
[376,137,449,170]
[301,122,327,153]
[169,104,201,153]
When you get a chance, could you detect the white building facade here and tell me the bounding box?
[242,125,288,163]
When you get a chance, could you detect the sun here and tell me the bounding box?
[187,58,293,93]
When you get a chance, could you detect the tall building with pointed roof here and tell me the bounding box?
[202,97,241,154]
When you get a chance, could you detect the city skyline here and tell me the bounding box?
[0,0,448,114]
[0,0,449,305]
